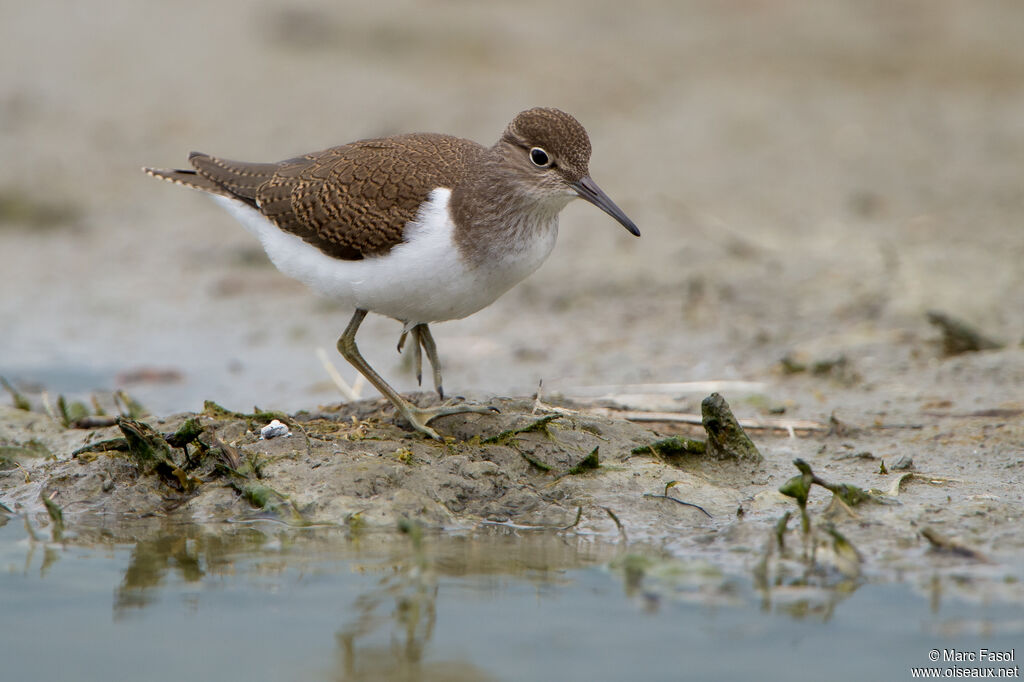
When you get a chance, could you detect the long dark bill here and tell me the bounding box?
[572,176,641,237]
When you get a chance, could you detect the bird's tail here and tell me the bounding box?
[142,165,229,196]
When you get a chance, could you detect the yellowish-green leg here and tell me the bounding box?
[414,324,444,398]
[338,309,494,440]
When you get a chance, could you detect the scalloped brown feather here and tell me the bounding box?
[180,134,488,261]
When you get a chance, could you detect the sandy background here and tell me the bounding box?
[1,0,1022,416]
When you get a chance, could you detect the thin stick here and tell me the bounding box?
[566,381,768,396]
[531,379,543,415]
[642,493,713,518]
[561,506,584,531]
[531,379,580,417]
[41,391,58,423]
[583,407,827,433]
[601,506,627,543]
[315,347,363,402]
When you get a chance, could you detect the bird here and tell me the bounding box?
[144,107,639,440]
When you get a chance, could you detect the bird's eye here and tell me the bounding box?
[529,147,551,167]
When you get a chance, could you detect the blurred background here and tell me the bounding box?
[2,0,1022,414]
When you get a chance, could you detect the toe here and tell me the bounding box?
[408,415,442,441]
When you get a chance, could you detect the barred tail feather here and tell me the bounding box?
[142,166,232,197]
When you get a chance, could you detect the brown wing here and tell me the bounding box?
[182,134,486,261]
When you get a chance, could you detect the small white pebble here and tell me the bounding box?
[260,419,291,440]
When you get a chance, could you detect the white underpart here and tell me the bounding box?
[210,189,559,324]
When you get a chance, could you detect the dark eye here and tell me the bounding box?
[529,147,551,167]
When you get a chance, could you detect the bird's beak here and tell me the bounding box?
[572,176,641,237]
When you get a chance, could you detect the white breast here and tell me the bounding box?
[209,189,558,324]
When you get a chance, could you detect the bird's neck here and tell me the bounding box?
[450,146,569,267]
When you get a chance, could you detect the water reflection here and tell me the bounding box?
[3,516,1021,682]
[335,525,443,680]
[328,526,608,680]
[117,533,204,611]
[56,519,616,680]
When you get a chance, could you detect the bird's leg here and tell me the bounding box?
[396,322,423,386]
[410,325,424,387]
[337,309,494,440]
[415,324,444,399]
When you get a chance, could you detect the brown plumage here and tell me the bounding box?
[147,134,487,261]
[143,108,621,263]
[143,108,640,441]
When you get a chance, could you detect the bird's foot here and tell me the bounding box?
[397,399,500,441]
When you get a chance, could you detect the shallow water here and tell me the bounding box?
[2,520,1019,682]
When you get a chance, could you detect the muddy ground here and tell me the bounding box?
[2,339,1023,606]
[1,1,1022,601]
